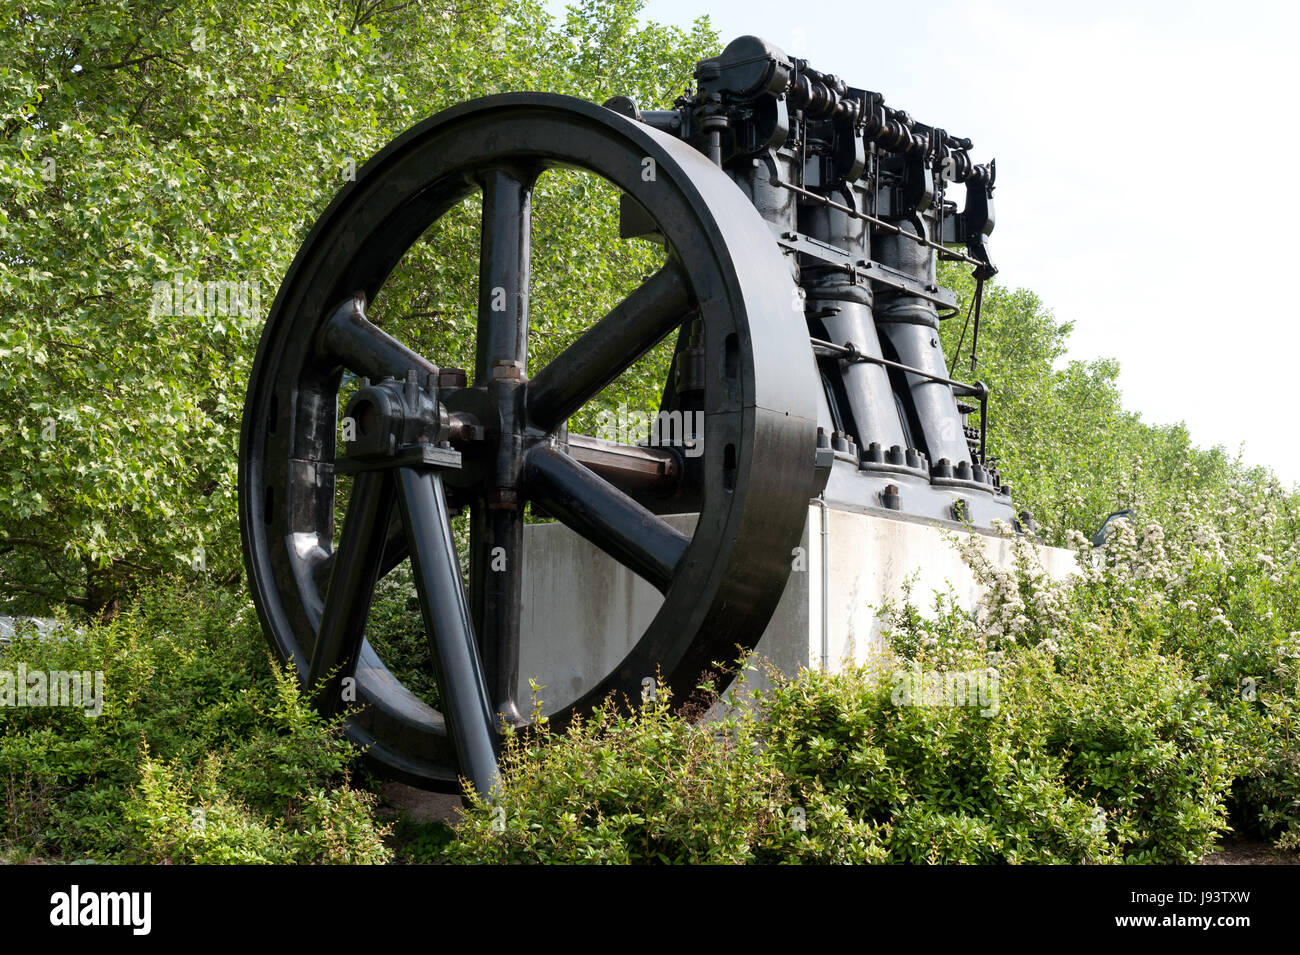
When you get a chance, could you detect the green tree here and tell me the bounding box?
[0,0,717,615]
[938,263,1252,542]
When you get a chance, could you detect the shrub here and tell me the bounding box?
[0,576,388,863]
[3,466,1289,865]
[125,754,390,865]
[758,661,1120,864]
[444,609,1232,864]
[1061,487,1300,851]
[446,683,887,864]
[1146,559,1300,849]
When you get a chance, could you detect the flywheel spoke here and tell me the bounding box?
[318,293,440,381]
[526,261,692,433]
[469,503,525,728]
[309,505,407,596]
[475,166,535,381]
[307,469,395,715]
[524,446,688,593]
[395,466,500,798]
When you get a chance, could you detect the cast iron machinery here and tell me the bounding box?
[239,36,1016,796]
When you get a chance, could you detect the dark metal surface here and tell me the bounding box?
[527,263,691,432]
[565,433,681,495]
[239,92,820,791]
[618,34,1018,529]
[240,37,1023,792]
[525,445,689,592]
[395,466,500,798]
[305,468,393,716]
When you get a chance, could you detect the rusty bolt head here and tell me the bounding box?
[491,360,524,381]
[438,367,467,389]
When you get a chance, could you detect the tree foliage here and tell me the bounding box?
[937,262,1273,544]
[2,0,1291,621]
[0,0,716,614]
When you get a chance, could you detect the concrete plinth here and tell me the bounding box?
[518,504,1076,713]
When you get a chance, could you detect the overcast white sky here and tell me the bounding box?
[549,0,1300,486]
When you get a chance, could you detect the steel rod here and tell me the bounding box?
[969,276,985,374]
[810,337,986,396]
[813,336,990,465]
[774,178,982,266]
[395,466,500,799]
[979,392,988,467]
[307,469,394,715]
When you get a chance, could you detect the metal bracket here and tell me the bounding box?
[773,224,958,311]
[335,444,462,474]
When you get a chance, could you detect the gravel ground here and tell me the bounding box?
[380,781,465,825]
[1201,835,1300,865]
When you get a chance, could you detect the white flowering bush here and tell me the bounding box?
[957,529,1074,651]
[946,457,1300,852]
[875,557,1232,862]
[1136,536,1300,850]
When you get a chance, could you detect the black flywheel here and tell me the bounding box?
[239,93,821,793]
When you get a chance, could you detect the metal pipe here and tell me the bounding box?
[810,338,988,396]
[818,496,829,671]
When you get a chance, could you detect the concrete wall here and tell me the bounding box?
[518,505,1076,713]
